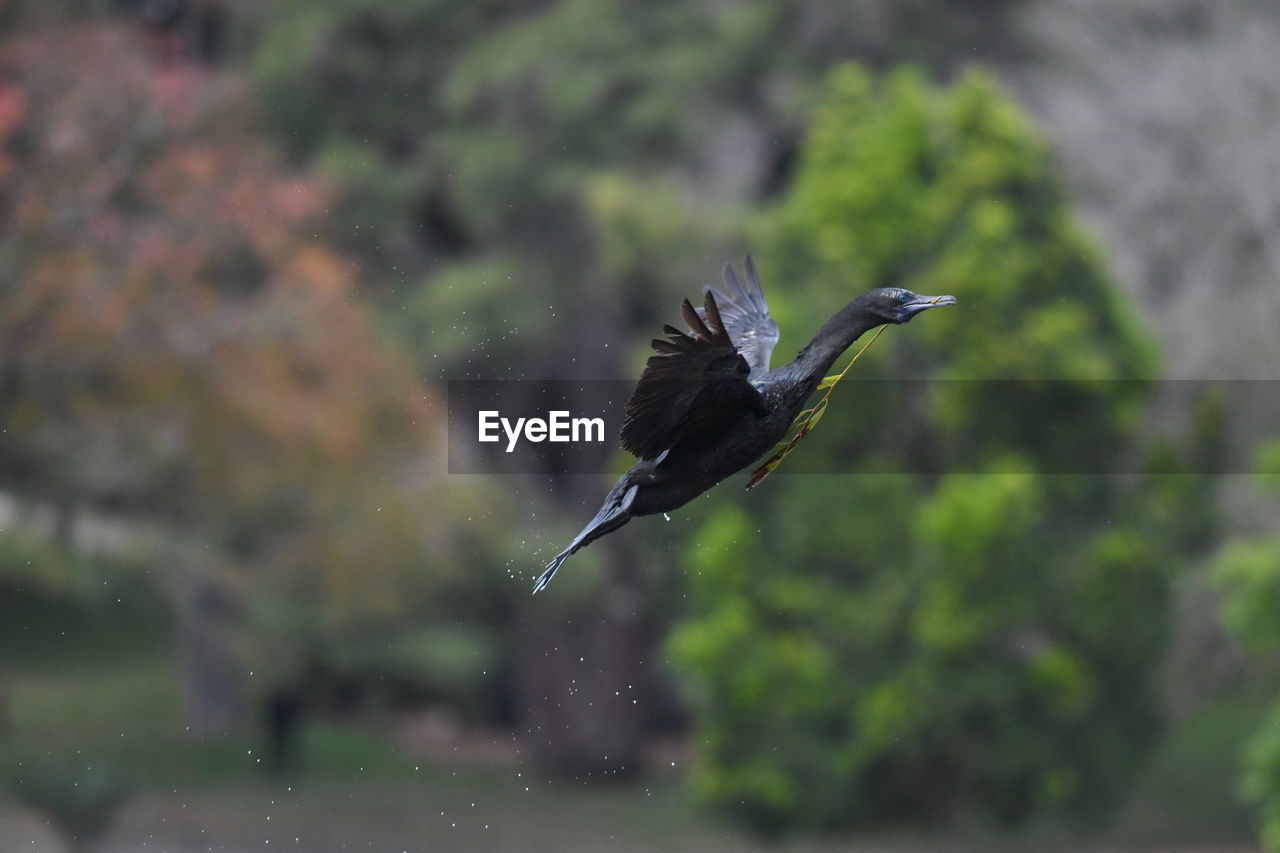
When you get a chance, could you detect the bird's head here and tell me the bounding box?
[862,288,957,325]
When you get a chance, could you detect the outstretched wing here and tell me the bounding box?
[696,255,779,376]
[621,291,764,460]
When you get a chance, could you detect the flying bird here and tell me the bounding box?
[535,256,955,593]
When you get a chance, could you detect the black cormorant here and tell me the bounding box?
[535,256,955,593]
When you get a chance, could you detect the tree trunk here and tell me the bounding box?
[173,558,245,734]
[517,531,654,776]
[514,246,658,778]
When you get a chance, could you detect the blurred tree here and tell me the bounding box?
[249,0,815,775]
[250,0,1032,376]
[244,0,1034,779]
[668,66,1175,832]
[0,23,458,731]
[1213,438,1280,851]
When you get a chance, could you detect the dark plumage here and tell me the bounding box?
[534,256,955,593]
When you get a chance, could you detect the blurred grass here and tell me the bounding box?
[0,562,170,671]
[0,611,413,791]
[0,586,1265,851]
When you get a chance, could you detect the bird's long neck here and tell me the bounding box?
[783,298,886,399]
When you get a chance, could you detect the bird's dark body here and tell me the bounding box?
[623,395,788,515]
[533,257,954,593]
[624,377,816,515]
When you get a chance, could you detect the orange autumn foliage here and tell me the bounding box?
[0,23,453,620]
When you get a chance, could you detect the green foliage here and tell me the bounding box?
[1243,701,1280,853]
[1254,437,1280,482]
[250,0,817,378]
[1216,537,1280,655]
[1212,437,1280,850]
[670,66,1174,833]
[249,0,1032,381]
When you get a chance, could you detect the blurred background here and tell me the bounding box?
[3,0,1280,850]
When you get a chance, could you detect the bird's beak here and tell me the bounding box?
[901,293,957,321]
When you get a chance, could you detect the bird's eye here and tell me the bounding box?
[898,292,910,304]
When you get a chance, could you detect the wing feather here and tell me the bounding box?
[621,291,764,460]
[696,254,780,375]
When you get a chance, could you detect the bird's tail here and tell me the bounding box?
[533,483,638,594]
[533,550,572,594]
